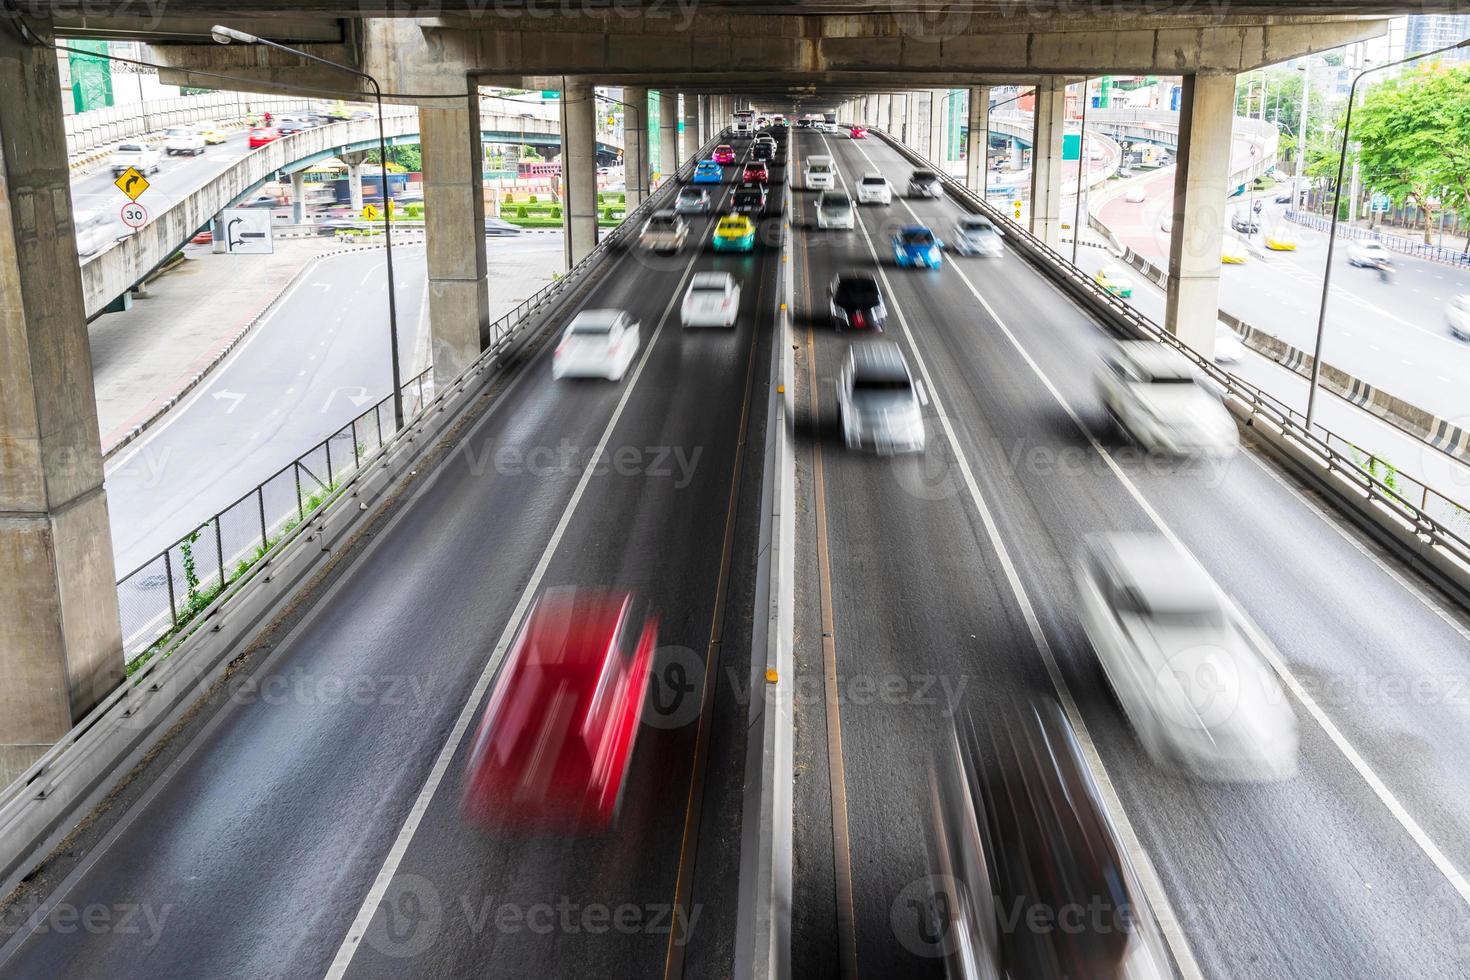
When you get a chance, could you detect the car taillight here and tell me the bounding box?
[854,313,865,328]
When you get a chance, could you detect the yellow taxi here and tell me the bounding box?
[1093,265,1134,299]
[1265,228,1298,251]
[711,213,757,252]
[1221,238,1249,264]
[195,122,228,145]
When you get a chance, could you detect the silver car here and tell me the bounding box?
[816,190,855,230]
[1096,341,1238,458]
[907,169,942,198]
[836,342,927,454]
[950,215,1004,256]
[1447,294,1470,341]
[674,186,712,214]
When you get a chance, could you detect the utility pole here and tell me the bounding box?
[1293,59,1311,206]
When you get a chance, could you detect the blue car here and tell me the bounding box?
[693,160,723,185]
[893,225,945,269]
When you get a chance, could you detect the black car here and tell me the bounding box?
[829,271,887,331]
[752,141,774,162]
[1231,215,1260,234]
[730,183,768,215]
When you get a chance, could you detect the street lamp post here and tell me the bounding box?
[1305,36,1470,431]
[211,24,405,431]
[1072,77,1089,265]
[1293,59,1311,208]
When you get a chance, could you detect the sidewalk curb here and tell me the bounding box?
[101,237,424,461]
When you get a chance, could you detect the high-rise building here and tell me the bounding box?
[1404,14,1470,63]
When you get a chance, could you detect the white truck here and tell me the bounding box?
[109,141,161,177]
[164,127,206,156]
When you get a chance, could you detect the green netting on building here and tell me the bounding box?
[68,40,113,114]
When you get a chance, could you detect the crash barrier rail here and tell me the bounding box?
[0,128,731,898]
[65,93,317,157]
[1284,209,1470,270]
[874,127,1470,583]
[1086,209,1470,469]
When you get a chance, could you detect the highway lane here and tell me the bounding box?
[791,126,1470,978]
[1,154,775,979]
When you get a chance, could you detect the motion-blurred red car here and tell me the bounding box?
[712,144,736,165]
[741,161,769,184]
[247,127,281,148]
[462,589,658,834]
[848,126,867,139]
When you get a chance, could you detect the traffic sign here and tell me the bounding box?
[1371,192,1392,214]
[361,203,380,221]
[114,166,149,201]
[119,202,148,229]
[220,207,274,254]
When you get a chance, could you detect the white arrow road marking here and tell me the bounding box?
[211,390,245,414]
[320,385,371,413]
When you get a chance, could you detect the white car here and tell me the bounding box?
[1074,533,1299,783]
[108,141,161,177]
[1124,185,1147,204]
[681,272,740,328]
[856,173,892,205]
[907,169,942,198]
[1096,341,1239,458]
[1448,294,1470,341]
[804,155,835,191]
[1214,322,1245,363]
[837,341,927,454]
[74,208,113,257]
[164,126,206,156]
[816,190,855,230]
[950,215,1004,257]
[552,309,640,381]
[1347,240,1392,268]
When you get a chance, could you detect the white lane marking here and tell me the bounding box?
[818,132,1206,980]
[843,134,1470,913]
[324,179,739,980]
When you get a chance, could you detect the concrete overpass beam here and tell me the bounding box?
[680,92,699,164]
[623,86,649,209]
[966,86,991,192]
[658,90,679,184]
[560,79,599,267]
[1030,77,1065,248]
[0,25,124,785]
[420,96,490,383]
[1164,72,1235,359]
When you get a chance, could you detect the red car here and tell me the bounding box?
[712,144,736,165]
[462,589,658,834]
[849,126,867,139]
[247,127,280,148]
[741,161,769,184]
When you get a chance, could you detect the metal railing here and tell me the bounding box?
[111,131,723,665]
[874,127,1470,575]
[65,93,317,157]
[1285,209,1470,270]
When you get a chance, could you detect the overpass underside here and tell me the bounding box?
[1,0,1384,806]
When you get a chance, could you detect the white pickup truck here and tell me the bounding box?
[164,127,206,156]
[109,142,161,177]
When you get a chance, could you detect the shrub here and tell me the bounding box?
[515,205,529,218]
[528,194,538,204]
[549,205,562,219]
[503,192,514,203]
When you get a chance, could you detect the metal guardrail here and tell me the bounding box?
[65,93,316,157]
[112,131,723,665]
[874,127,1470,575]
[1285,209,1470,270]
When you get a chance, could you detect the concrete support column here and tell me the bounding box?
[560,78,599,268]
[0,25,124,785]
[623,86,649,209]
[879,94,892,132]
[1029,77,1065,248]
[698,94,710,146]
[680,92,699,164]
[902,93,918,147]
[290,170,307,223]
[966,86,990,192]
[658,90,679,183]
[342,150,368,213]
[1009,138,1023,169]
[420,97,490,384]
[1164,72,1235,359]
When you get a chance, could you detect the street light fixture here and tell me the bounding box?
[212,24,405,430]
[1305,35,1470,431]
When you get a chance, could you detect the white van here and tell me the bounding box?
[804,155,834,191]
[75,208,114,257]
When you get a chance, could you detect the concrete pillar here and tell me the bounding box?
[0,24,125,785]
[879,94,892,132]
[905,93,920,149]
[420,97,490,385]
[290,170,307,223]
[623,86,649,209]
[342,150,368,213]
[1164,72,1235,359]
[1029,77,1065,248]
[680,92,699,163]
[1009,138,1023,170]
[658,90,679,183]
[966,86,991,192]
[560,78,599,268]
[698,94,710,145]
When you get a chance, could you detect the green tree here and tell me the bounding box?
[367,144,423,172]
[1354,64,1470,241]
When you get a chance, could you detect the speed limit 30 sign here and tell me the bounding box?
[119,202,149,229]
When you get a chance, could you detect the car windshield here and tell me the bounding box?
[822,197,851,210]
[901,230,935,245]
[167,129,190,137]
[678,189,703,198]
[862,177,886,185]
[118,143,144,152]
[835,279,879,305]
[912,171,938,182]
[854,377,912,392]
[719,219,746,230]
[961,220,993,233]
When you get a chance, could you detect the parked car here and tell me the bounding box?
[247,127,281,148]
[1447,294,1470,341]
[108,141,160,177]
[816,190,855,230]
[1074,533,1298,782]
[1095,340,1239,457]
[681,271,741,328]
[164,127,206,156]
[553,309,641,381]
[638,209,688,253]
[461,589,657,833]
[837,341,927,454]
[907,169,942,198]
[892,225,944,269]
[950,214,1004,257]
[675,186,712,214]
[829,271,886,331]
[856,172,892,205]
